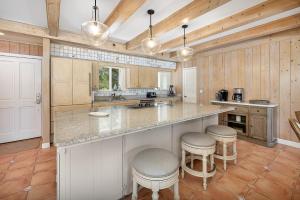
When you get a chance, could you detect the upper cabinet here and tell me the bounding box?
[126,66,139,88]
[51,57,92,106]
[139,67,158,88]
[51,57,73,106]
[125,66,158,88]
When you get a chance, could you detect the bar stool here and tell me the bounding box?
[131,148,180,200]
[206,125,237,171]
[181,132,216,190]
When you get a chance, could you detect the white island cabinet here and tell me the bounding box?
[54,103,233,200]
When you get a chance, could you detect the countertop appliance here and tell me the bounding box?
[168,85,175,96]
[127,99,156,109]
[216,89,228,101]
[232,88,244,102]
[146,92,157,98]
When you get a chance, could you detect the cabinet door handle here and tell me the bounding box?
[89,73,92,96]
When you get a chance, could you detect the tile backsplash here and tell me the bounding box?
[50,43,176,69]
[94,88,169,97]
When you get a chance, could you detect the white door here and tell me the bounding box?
[183,67,197,103]
[0,55,41,143]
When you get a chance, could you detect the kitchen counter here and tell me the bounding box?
[211,100,278,108]
[54,103,233,147]
[55,103,233,199]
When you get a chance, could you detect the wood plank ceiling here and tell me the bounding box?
[0,0,300,58]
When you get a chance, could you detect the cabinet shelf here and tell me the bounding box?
[226,120,246,125]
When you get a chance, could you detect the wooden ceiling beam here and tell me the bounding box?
[46,0,61,37]
[163,0,300,51]
[170,13,300,57]
[126,0,230,50]
[105,0,146,33]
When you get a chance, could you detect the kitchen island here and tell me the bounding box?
[54,103,233,200]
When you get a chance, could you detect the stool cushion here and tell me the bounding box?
[181,132,215,147]
[206,125,237,137]
[132,148,179,178]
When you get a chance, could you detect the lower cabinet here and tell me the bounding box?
[215,104,277,147]
[249,114,267,141]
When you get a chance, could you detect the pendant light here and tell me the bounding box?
[81,0,109,46]
[141,9,161,55]
[177,25,193,62]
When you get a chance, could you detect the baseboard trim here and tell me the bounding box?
[42,142,50,149]
[277,138,300,148]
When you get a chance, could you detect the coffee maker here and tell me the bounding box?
[168,85,175,96]
[232,88,244,102]
[215,89,228,101]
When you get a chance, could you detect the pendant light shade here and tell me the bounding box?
[177,25,193,62]
[141,9,161,55]
[81,0,109,46]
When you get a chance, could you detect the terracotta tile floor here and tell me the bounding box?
[1,139,300,200]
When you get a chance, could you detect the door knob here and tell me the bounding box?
[36,93,41,104]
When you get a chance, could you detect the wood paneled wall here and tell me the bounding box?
[181,28,300,142]
[0,40,43,56]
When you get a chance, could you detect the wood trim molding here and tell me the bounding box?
[0,19,174,61]
[42,38,51,144]
[126,0,230,50]
[170,13,300,56]
[105,0,145,34]
[163,0,300,51]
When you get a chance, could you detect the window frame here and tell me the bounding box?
[99,66,124,91]
[158,71,172,90]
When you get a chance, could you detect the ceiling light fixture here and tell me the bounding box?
[141,9,161,55]
[0,32,5,36]
[177,24,193,62]
[81,0,109,46]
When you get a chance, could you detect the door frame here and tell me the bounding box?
[0,52,43,143]
[182,67,197,103]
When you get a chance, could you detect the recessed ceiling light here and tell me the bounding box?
[0,32,5,36]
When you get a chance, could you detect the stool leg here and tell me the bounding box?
[223,142,227,171]
[152,190,159,200]
[132,178,138,200]
[233,140,237,164]
[210,154,214,170]
[174,181,180,200]
[202,155,207,190]
[191,153,194,169]
[181,149,185,179]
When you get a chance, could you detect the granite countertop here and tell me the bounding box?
[210,100,278,108]
[54,103,234,147]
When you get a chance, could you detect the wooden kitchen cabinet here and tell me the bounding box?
[126,66,158,88]
[126,66,139,88]
[51,57,73,106]
[51,57,92,106]
[249,114,267,141]
[72,59,92,105]
[138,67,158,88]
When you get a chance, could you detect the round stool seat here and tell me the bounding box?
[132,148,179,178]
[206,125,237,137]
[182,132,215,147]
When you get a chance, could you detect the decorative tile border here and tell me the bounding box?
[94,88,169,97]
[50,43,176,69]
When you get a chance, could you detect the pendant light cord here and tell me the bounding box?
[94,0,97,21]
[149,13,153,38]
[183,27,186,47]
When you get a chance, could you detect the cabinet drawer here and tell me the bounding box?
[230,106,248,114]
[250,107,267,115]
